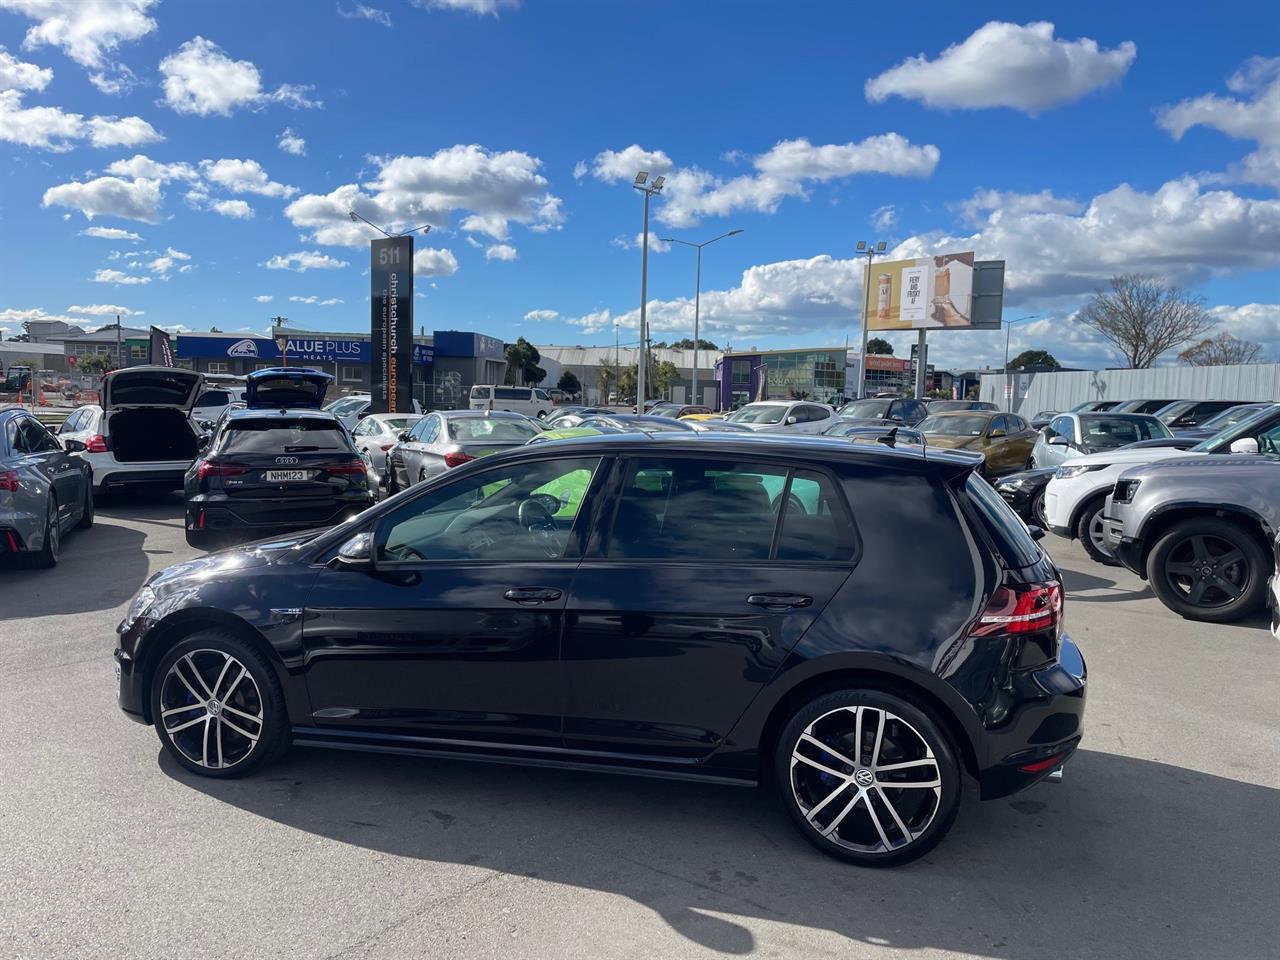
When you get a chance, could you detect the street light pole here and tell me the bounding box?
[854,240,888,399]
[1002,314,1039,411]
[660,229,743,408]
[632,172,665,410]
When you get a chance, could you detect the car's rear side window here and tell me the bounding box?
[470,386,491,399]
[964,474,1043,568]
[494,387,528,401]
[777,469,856,561]
[219,419,352,455]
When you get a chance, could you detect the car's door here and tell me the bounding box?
[1007,415,1037,466]
[561,454,856,759]
[1042,416,1075,468]
[396,414,437,486]
[302,453,608,746]
[16,416,81,524]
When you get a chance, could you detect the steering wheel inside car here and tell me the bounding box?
[518,498,561,558]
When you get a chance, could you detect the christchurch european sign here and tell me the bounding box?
[370,236,414,414]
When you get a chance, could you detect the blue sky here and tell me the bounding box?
[2,0,1278,371]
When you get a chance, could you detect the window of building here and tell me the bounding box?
[207,361,230,375]
[731,359,752,386]
[130,345,147,360]
[340,365,363,383]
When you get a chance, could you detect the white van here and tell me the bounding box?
[469,385,552,418]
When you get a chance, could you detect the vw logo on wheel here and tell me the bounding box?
[854,768,875,788]
[275,456,299,465]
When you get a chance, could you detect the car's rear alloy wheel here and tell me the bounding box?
[776,690,960,866]
[151,631,288,778]
[1031,489,1048,529]
[1075,496,1120,566]
[76,479,94,529]
[1146,518,1269,623]
[31,496,60,568]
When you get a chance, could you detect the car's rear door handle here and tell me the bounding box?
[504,587,563,605]
[747,593,813,610]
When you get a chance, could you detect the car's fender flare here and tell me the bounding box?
[1137,500,1274,547]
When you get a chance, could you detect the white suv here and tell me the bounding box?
[59,367,203,497]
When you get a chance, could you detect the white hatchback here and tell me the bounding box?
[724,400,837,434]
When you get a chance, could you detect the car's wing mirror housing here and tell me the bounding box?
[786,415,798,425]
[397,431,411,442]
[331,531,374,570]
[1048,436,1069,446]
[1230,437,1259,455]
[990,428,1006,438]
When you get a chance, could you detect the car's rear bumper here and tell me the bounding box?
[978,633,1087,800]
[188,494,374,534]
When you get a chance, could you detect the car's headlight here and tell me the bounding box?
[996,476,1030,490]
[1055,464,1105,480]
[122,585,157,630]
[1112,479,1141,503]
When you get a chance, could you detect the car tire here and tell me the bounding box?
[29,495,60,569]
[1075,495,1120,566]
[1146,517,1270,624]
[76,477,94,529]
[775,688,961,867]
[1030,488,1048,529]
[150,630,289,778]
[385,465,399,496]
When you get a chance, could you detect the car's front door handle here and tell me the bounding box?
[747,593,813,611]
[504,587,563,605]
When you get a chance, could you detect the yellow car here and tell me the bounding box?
[916,410,1039,476]
[678,412,725,421]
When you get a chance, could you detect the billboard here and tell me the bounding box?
[866,251,975,331]
[370,236,414,414]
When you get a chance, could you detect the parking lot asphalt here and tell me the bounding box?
[1,491,1277,960]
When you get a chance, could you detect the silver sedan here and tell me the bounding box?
[386,410,544,493]
[350,413,423,489]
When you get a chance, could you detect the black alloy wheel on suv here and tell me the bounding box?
[1146,517,1270,624]
[118,433,1086,867]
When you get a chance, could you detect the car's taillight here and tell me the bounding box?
[196,460,248,480]
[322,459,367,476]
[444,451,474,468]
[0,470,19,493]
[973,581,1062,636]
[84,434,109,453]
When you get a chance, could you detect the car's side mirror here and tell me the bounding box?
[1026,524,1046,541]
[197,434,212,451]
[1048,436,1069,446]
[63,438,86,453]
[330,531,374,570]
[891,415,905,423]
[1230,437,1259,455]
[786,416,798,425]
[990,428,1006,438]
[397,431,412,442]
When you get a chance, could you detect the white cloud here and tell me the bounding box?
[0,89,159,150]
[66,303,141,316]
[80,225,140,241]
[1158,57,1280,189]
[105,154,198,181]
[954,187,1083,224]
[159,36,321,117]
[144,248,189,275]
[0,46,52,91]
[865,21,1136,114]
[1208,303,1280,358]
[200,157,297,197]
[87,62,139,95]
[42,175,162,222]
[253,294,273,303]
[572,159,587,180]
[337,3,391,26]
[263,250,350,271]
[278,126,305,155]
[93,268,151,284]
[871,204,897,231]
[412,0,519,14]
[413,246,459,277]
[211,198,253,218]
[289,295,344,305]
[285,144,563,247]
[590,144,675,183]
[485,243,517,262]
[610,232,670,253]
[0,0,157,69]
[523,309,558,322]
[460,213,509,240]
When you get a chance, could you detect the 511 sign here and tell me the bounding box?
[369,235,414,413]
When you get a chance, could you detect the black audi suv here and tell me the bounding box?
[119,432,1085,866]
[183,368,373,548]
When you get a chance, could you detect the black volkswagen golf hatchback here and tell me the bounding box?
[183,368,373,548]
[120,432,1085,866]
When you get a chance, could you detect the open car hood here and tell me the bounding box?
[101,366,203,411]
[244,367,334,409]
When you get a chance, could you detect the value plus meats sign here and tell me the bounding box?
[370,236,414,413]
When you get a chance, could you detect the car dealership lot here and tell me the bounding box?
[2,493,1277,960]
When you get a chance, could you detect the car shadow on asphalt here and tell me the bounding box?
[1059,565,1154,602]
[162,747,1278,958]
[0,489,181,620]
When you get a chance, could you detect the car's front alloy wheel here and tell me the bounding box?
[1146,518,1269,623]
[776,690,960,866]
[1075,496,1120,566]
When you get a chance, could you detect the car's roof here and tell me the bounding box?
[740,400,795,406]
[499,430,980,475]
[1075,411,1161,420]
[365,411,421,420]
[439,409,536,420]
[926,409,998,418]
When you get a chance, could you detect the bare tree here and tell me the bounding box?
[1076,274,1215,368]
[1178,331,1265,366]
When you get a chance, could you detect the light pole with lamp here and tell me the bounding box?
[347,210,434,242]
[632,172,665,410]
[659,229,743,407]
[854,240,888,399]
[1002,314,1039,411]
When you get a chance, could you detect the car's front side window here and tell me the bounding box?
[377,456,601,563]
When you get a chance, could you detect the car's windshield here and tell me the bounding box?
[929,400,987,412]
[727,404,787,424]
[837,400,891,419]
[1192,406,1280,452]
[918,414,988,436]
[648,407,682,418]
[1079,415,1171,451]
[1198,404,1268,431]
[447,418,541,441]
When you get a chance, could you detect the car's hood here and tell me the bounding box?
[1117,453,1272,481]
[923,434,980,449]
[1059,445,1201,469]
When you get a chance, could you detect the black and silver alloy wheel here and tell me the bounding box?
[150,630,288,778]
[1076,496,1120,566]
[777,690,960,866]
[1031,489,1048,528]
[1147,517,1268,624]
[159,649,263,770]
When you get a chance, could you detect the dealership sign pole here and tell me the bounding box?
[369,235,415,414]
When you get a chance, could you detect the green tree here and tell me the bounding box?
[76,354,112,376]
[503,337,546,385]
[866,337,894,355]
[617,365,637,401]
[668,337,719,351]
[652,359,679,398]
[596,365,617,402]
[556,370,582,397]
[1008,349,1060,370]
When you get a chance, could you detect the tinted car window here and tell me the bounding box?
[494,387,529,401]
[195,390,230,407]
[838,399,891,419]
[378,456,600,562]
[408,417,433,441]
[18,417,59,453]
[965,474,1043,567]
[1079,415,1170,451]
[469,386,492,399]
[447,418,541,441]
[1046,416,1073,440]
[607,457,787,561]
[777,469,856,561]
[58,409,84,434]
[218,418,352,455]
